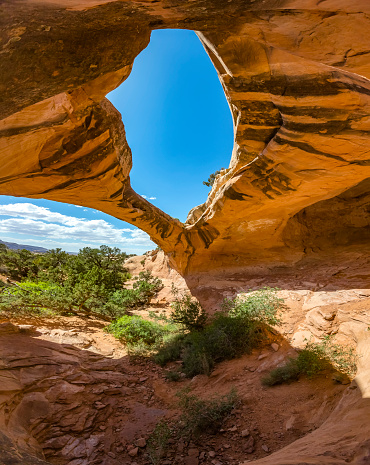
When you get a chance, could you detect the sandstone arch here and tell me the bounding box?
[1,2,370,464]
[1,1,370,292]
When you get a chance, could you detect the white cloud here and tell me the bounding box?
[0,203,154,251]
[140,195,157,200]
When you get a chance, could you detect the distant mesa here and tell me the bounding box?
[0,240,49,253]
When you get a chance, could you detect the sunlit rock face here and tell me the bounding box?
[1,4,370,461]
[1,0,370,292]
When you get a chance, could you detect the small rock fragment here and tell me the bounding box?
[208,450,216,458]
[135,438,146,448]
[262,444,269,452]
[128,447,138,457]
[241,429,250,437]
[271,343,279,351]
[244,435,255,454]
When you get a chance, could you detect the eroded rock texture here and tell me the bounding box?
[1,3,370,464]
[1,0,370,288]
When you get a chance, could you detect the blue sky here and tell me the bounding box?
[0,30,233,254]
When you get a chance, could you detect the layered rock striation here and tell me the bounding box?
[1,0,370,289]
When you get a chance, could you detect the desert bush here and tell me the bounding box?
[170,285,207,331]
[203,168,225,188]
[261,360,301,386]
[319,336,357,377]
[155,287,283,377]
[147,420,171,465]
[223,287,284,326]
[164,370,182,382]
[105,315,167,346]
[132,271,163,304]
[262,336,357,386]
[154,333,185,366]
[0,245,163,320]
[0,281,65,316]
[177,388,238,437]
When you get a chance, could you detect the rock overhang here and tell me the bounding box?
[0,0,370,281]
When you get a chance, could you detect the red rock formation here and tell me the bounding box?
[1,1,370,288]
[0,6,370,461]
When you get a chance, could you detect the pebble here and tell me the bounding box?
[241,429,250,437]
[262,444,269,452]
[94,401,106,410]
[244,436,255,454]
[208,451,216,458]
[135,438,146,448]
[271,343,279,351]
[258,353,269,360]
[128,447,139,457]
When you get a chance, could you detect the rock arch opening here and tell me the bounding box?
[107,29,234,222]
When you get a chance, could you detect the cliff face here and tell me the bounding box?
[1,0,370,292]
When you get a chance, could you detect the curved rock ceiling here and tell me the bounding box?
[1,0,370,293]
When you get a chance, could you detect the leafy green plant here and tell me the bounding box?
[0,247,40,280]
[0,281,64,316]
[165,370,182,382]
[261,360,301,386]
[177,388,238,437]
[170,285,207,331]
[0,245,163,320]
[203,168,225,188]
[133,271,163,304]
[147,420,171,465]
[262,336,357,386]
[105,315,166,346]
[154,334,185,366]
[224,287,284,326]
[155,287,284,377]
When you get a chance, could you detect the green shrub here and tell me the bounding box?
[154,334,185,366]
[262,336,357,387]
[105,315,166,346]
[295,341,329,377]
[147,420,171,465]
[170,286,207,331]
[133,271,163,304]
[155,287,283,377]
[181,335,214,377]
[261,360,300,386]
[165,370,181,382]
[203,168,225,188]
[224,287,284,326]
[177,388,238,437]
[0,281,64,316]
[0,247,162,320]
[319,336,357,377]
